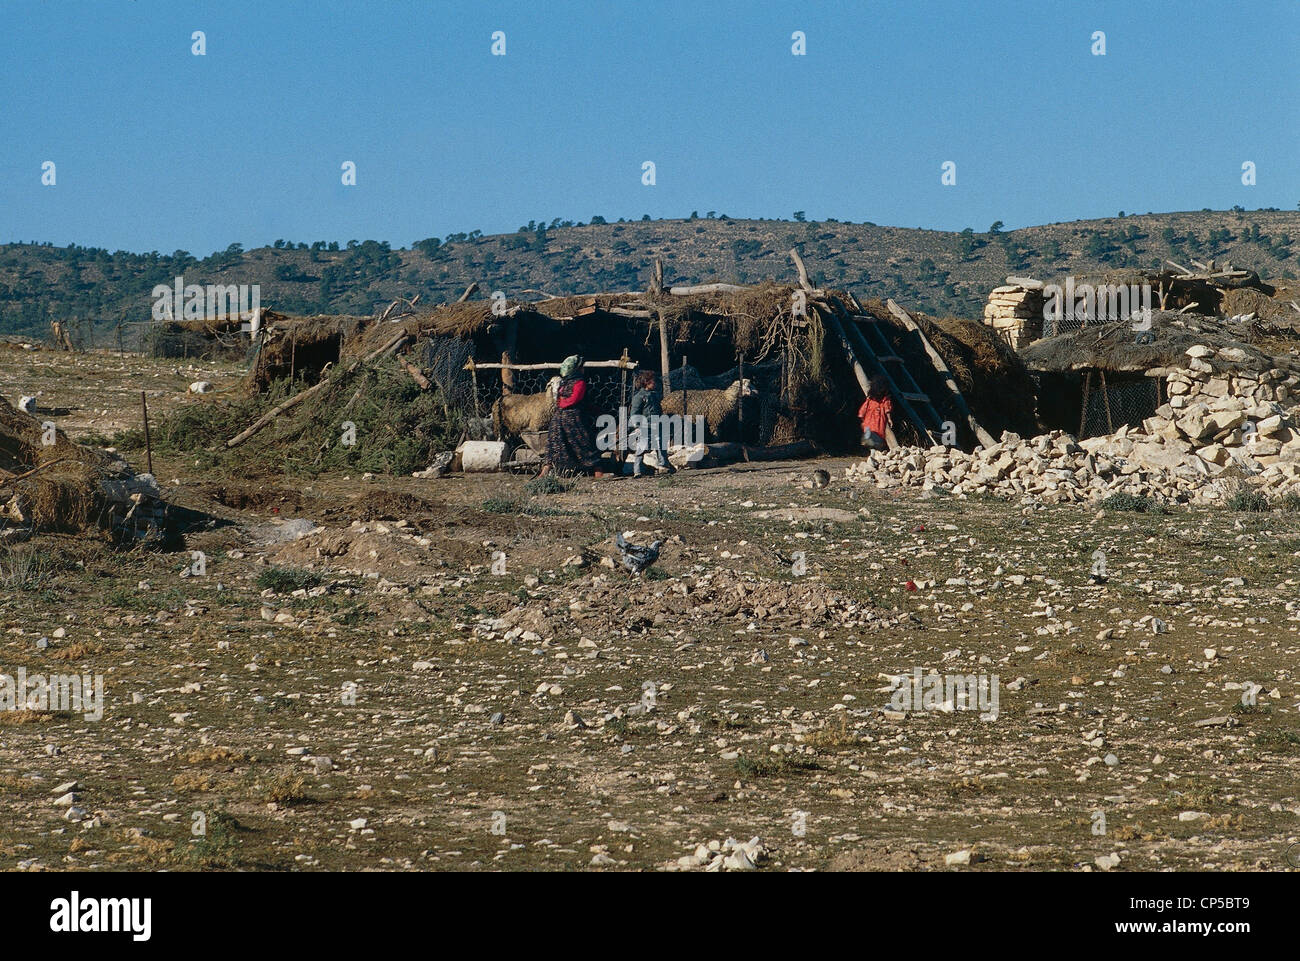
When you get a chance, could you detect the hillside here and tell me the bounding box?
[3,209,1298,342]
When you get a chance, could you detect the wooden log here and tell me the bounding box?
[827,306,930,448]
[226,332,408,448]
[140,391,153,475]
[741,440,816,461]
[789,249,813,291]
[464,359,638,372]
[649,258,664,297]
[501,315,518,394]
[821,308,873,397]
[225,377,331,448]
[399,355,431,390]
[658,309,671,398]
[456,282,479,303]
[736,354,746,451]
[884,299,996,447]
[668,283,751,295]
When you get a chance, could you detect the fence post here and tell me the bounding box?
[682,355,688,418]
[737,353,744,442]
[1099,370,1114,434]
[140,391,153,476]
[1079,370,1092,438]
[619,348,629,411]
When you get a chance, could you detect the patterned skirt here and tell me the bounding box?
[545,405,601,474]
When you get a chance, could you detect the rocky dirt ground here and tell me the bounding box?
[1,349,1299,872]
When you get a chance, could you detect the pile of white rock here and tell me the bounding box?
[667,835,767,872]
[846,345,1300,506]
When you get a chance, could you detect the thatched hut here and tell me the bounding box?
[332,278,1035,455]
[217,255,1038,473]
[245,313,366,393]
[1020,312,1300,438]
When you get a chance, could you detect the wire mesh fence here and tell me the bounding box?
[1079,372,1161,438]
[469,362,635,425]
[419,335,476,415]
[462,356,786,445]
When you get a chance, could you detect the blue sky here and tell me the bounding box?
[2,0,1296,255]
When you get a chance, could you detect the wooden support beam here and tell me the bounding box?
[668,283,751,295]
[465,359,639,372]
[884,298,996,447]
[225,331,408,449]
[399,355,431,390]
[789,249,813,291]
[658,309,671,396]
[648,258,664,297]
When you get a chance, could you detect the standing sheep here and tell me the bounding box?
[491,376,561,440]
[661,379,756,440]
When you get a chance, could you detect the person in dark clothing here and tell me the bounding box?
[628,369,674,477]
[541,354,608,477]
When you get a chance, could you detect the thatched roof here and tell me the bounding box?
[1019,312,1300,375]
[344,283,813,361]
[246,313,367,392]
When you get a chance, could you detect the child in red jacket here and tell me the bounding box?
[858,376,893,450]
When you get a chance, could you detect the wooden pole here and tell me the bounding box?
[1099,369,1114,434]
[789,248,813,291]
[619,348,629,410]
[682,355,688,417]
[737,353,749,459]
[225,331,408,449]
[658,310,671,395]
[885,298,995,447]
[619,348,630,468]
[1079,370,1093,438]
[140,391,153,475]
[736,354,744,440]
[501,315,518,394]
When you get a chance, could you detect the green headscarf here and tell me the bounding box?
[560,354,583,378]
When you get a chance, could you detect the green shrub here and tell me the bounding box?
[1100,493,1168,514]
[524,475,570,496]
[256,566,322,593]
[1225,487,1270,512]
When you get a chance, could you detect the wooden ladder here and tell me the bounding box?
[833,308,946,447]
[883,299,996,447]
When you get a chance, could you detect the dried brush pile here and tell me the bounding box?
[0,398,164,538]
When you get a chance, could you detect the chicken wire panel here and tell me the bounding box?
[420,336,475,415]
[473,364,633,423]
[1080,375,1160,439]
[666,359,781,392]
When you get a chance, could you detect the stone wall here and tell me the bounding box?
[982,280,1044,350]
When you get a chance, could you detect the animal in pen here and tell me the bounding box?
[660,379,756,440]
[491,376,561,441]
